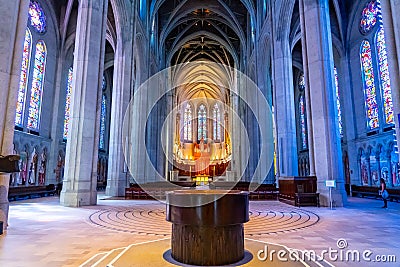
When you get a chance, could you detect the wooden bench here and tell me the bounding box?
[8,184,56,201]
[351,185,400,202]
[213,182,278,200]
[278,176,320,207]
[125,182,278,201]
[295,193,320,207]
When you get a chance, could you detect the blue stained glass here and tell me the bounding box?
[99,94,106,149]
[360,0,378,34]
[299,95,307,149]
[333,67,343,137]
[213,104,221,141]
[28,1,46,33]
[198,104,207,141]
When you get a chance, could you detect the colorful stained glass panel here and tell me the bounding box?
[28,1,46,33]
[213,104,221,141]
[360,40,379,130]
[27,40,46,131]
[360,0,378,34]
[198,104,207,141]
[183,103,192,141]
[99,94,106,149]
[15,29,32,127]
[376,27,394,125]
[299,95,307,149]
[333,67,343,136]
[63,67,73,140]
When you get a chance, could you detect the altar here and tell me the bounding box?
[193,175,211,185]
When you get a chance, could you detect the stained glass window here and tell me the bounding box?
[213,104,221,141]
[102,75,106,90]
[99,94,106,149]
[299,95,307,149]
[376,27,394,125]
[28,1,46,33]
[299,73,305,90]
[360,40,379,130]
[15,29,32,127]
[198,104,207,141]
[333,67,343,137]
[63,67,73,140]
[183,103,192,141]
[27,40,47,131]
[360,0,378,34]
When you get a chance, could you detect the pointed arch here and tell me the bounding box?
[375,27,394,125]
[360,40,379,130]
[99,76,107,150]
[198,104,207,141]
[213,103,221,141]
[27,40,47,131]
[63,66,73,140]
[299,94,307,150]
[183,103,192,141]
[15,28,33,127]
[333,67,343,136]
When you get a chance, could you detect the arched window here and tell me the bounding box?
[183,103,192,141]
[360,40,379,130]
[333,67,343,137]
[15,29,32,127]
[360,0,378,35]
[299,95,307,150]
[27,40,47,131]
[28,1,47,33]
[198,104,207,141]
[375,27,394,125]
[99,76,107,150]
[63,67,73,140]
[213,104,221,141]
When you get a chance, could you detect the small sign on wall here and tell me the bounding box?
[325,180,336,188]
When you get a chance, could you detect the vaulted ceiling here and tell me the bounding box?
[153,0,255,68]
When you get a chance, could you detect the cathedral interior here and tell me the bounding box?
[0,0,400,266]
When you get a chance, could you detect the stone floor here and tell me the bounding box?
[0,195,399,266]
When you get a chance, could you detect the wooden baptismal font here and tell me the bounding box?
[166,190,249,266]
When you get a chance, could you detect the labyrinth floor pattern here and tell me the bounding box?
[88,201,319,236]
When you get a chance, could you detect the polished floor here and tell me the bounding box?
[0,195,399,267]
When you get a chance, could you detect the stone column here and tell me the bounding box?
[60,0,108,207]
[380,0,400,154]
[271,40,298,177]
[0,0,29,230]
[106,22,133,197]
[299,0,346,206]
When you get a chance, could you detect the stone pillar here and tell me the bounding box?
[106,22,133,197]
[271,40,298,177]
[60,0,108,207]
[0,0,29,230]
[380,0,400,154]
[299,0,346,206]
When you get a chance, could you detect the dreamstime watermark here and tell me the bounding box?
[257,238,397,263]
